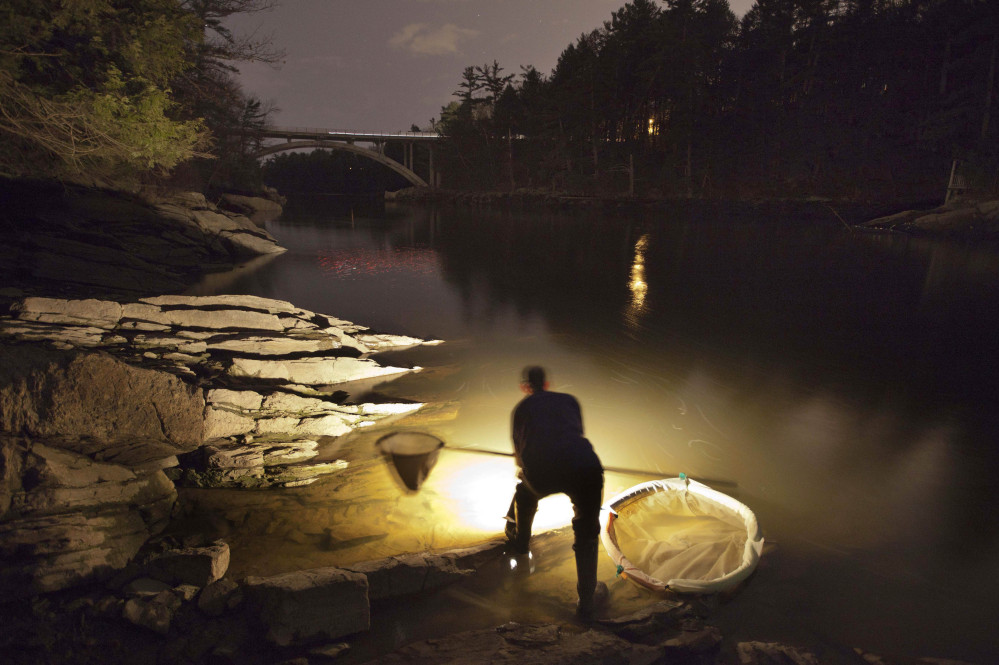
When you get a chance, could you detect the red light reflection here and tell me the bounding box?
[317,247,439,278]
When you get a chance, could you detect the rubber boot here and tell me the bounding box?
[574,538,606,619]
[504,486,537,555]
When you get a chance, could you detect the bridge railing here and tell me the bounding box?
[262,126,439,140]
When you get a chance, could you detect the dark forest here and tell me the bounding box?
[428,0,999,202]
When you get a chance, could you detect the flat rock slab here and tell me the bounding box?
[227,357,413,386]
[736,641,821,665]
[243,567,370,646]
[367,621,663,665]
[343,552,476,601]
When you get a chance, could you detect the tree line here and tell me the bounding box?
[0,0,278,191]
[261,149,409,195]
[433,0,999,202]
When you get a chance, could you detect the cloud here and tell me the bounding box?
[389,23,480,56]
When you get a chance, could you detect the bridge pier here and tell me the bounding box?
[429,146,436,189]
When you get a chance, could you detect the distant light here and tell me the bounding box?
[627,233,650,323]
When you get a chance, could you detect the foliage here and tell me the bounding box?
[0,0,280,185]
[171,0,283,192]
[0,0,209,179]
[434,0,999,201]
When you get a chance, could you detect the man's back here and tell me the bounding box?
[513,390,601,490]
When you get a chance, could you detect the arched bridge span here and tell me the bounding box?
[251,127,439,188]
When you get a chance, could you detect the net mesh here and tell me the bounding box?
[613,488,748,585]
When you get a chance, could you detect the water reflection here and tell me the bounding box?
[184,200,999,663]
[625,232,650,327]
[317,246,439,279]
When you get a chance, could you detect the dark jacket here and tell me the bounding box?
[512,390,602,494]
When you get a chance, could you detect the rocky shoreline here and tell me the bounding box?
[859,198,999,240]
[0,293,774,665]
[1,181,988,664]
[388,186,909,226]
[390,185,999,240]
[0,178,287,300]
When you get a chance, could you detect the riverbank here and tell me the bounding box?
[391,184,999,243]
[2,181,990,665]
[0,294,783,665]
[387,186,921,227]
[859,198,999,241]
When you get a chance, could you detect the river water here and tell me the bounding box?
[186,198,999,663]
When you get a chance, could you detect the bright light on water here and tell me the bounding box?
[426,451,577,534]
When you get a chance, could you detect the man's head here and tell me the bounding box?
[521,365,548,393]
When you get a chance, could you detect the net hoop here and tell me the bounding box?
[600,477,764,593]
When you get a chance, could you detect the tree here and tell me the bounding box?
[476,60,515,103]
[0,0,209,180]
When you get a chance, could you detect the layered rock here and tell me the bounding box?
[862,199,999,239]
[0,179,285,298]
[0,344,203,599]
[217,192,285,226]
[0,294,440,598]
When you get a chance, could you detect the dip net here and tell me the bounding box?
[601,477,763,593]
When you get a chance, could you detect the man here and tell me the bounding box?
[505,365,607,618]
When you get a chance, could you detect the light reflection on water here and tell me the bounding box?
[184,201,999,663]
[317,246,439,279]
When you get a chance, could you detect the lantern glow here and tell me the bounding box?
[425,450,577,534]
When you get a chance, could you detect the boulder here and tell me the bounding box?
[0,345,204,451]
[197,578,242,616]
[242,567,370,646]
[143,540,230,587]
[122,589,183,635]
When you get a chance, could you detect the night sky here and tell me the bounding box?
[226,0,755,132]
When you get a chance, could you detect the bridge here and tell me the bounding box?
[251,127,440,188]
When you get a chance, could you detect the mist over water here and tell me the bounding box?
[187,199,999,662]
